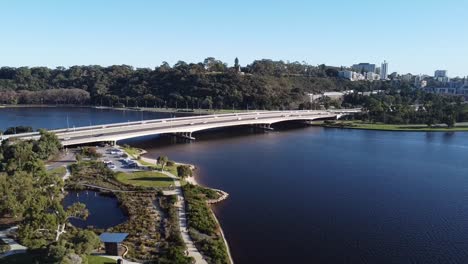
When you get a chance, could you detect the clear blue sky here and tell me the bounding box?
[1,0,467,77]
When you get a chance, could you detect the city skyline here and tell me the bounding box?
[1,0,467,77]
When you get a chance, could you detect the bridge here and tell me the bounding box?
[1,109,361,146]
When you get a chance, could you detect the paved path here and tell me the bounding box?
[157,170,207,264]
[0,227,27,259]
[46,150,76,171]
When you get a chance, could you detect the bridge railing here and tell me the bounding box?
[4,109,362,140]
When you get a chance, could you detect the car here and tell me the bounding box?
[63,137,71,141]
[94,134,104,137]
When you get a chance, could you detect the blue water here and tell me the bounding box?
[3,107,468,263]
[130,126,468,264]
[62,190,127,229]
[0,107,174,131]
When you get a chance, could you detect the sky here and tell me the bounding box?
[1,0,467,77]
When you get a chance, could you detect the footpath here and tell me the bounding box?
[0,227,27,259]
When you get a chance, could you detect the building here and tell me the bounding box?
[434,70,447,78]
[351,63,376,73]
[380,60,388,80]
[338,70,365,81]
[99,233,128,256]
[365,72,380,81]
[434,70,449,83]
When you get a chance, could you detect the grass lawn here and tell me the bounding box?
[87,255,116,264]
[137,159,179,177]
[115,171,175,188]
[122,146,143,159]
[46,166,67,178]
[320,121,468,132]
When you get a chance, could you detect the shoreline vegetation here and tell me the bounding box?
[0,103,249,115]
[314,120,468,132]
[122,146,234,264]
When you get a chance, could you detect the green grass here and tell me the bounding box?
[137,159,179,177]
[122,146,143,159]
[87,255,116,264]
[46,166,67,178]
[115,171,175,188]
[320,121,468,132]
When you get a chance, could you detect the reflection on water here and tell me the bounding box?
[62,190,127,229]
[124,126,468,264]
[4,107,468,263]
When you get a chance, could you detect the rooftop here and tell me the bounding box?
[99,232,128,243]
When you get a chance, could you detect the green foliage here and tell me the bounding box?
[183,184,229,264]
[177,165,192,179]
[0,132,86,253]
[34,130,62,160]
[79,147,101,159]
[3,126,33,135]
[158,155,169,170]
[343,90,466,127]
[68,229,100,255]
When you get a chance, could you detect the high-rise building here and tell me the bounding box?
[351,63,376,73]
[434,70,447,78]
[380,61,388,80]
[434,70,449,83]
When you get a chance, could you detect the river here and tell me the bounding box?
[2,107,468,263]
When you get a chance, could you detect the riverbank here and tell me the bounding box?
[119,145,233,264]
[0,104,248,115]
[314,120,468,132]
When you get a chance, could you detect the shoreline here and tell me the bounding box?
[121,146,234,264]
[312,121,468,133]
[0,104,245,115]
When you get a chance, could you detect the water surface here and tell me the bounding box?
[62,190,127,229]
[4,107,468,263]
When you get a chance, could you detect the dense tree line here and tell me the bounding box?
[342,89,467,127]
[0,131,99,263]
[0,59,409,110]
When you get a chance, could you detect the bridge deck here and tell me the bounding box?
[1,109,361,146]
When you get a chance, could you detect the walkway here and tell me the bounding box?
[158,170,208,264]
[0,227,27,259]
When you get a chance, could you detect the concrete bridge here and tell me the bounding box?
[1,109,361,146]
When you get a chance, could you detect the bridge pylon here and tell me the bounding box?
[252,124,274,131]
[173,132,196,141]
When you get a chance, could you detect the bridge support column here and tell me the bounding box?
[253,124,274,131]
[173,132,196,141]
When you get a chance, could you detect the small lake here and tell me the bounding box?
[62,190,128,229]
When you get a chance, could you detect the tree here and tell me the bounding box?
[158,155,169,171]
[177,165,192,178]
[34,130,62,160]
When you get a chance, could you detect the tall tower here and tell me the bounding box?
[380,60,388,80]
[234,57,240,72]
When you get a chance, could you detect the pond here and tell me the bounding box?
[62,190,127,229]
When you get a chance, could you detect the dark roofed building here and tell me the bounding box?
[99,232,128,256]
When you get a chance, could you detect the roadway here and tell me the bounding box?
[2,109,361,146]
